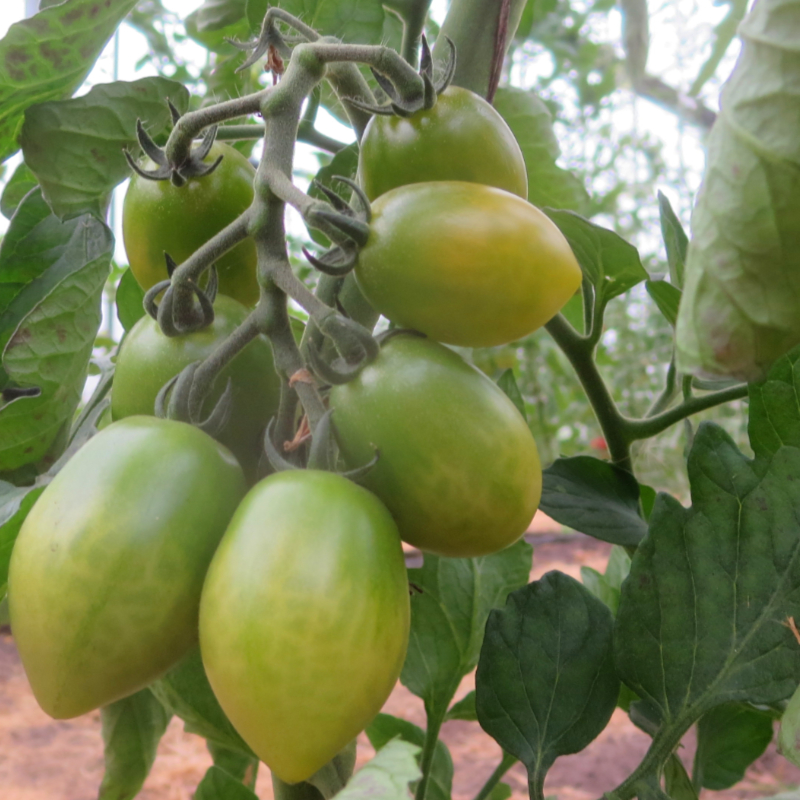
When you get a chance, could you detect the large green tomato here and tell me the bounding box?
[331,334,542,558]
[8,417,246,719]
[111,295,280,483]
[358,86,528,200]
[355,182,583,348]
[199,470,409,784]
[123,142,258,307]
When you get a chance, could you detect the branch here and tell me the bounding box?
[545,314,632,471]
[623,383,748,441]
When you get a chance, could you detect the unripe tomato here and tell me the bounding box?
[330,334,542,558]
[355,182,583,348]
[9,417,246,719]
[111,295,280,483]
[199,470,409,784]
[358,86,528,200]
[122,142,258,307]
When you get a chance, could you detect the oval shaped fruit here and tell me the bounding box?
[330,334,542,557]
[111,295,280,483]
[8,417,246,719]
[199,470,409,784]
[123,142,258,306]
[355,182,583,348]
[358,86,528,200]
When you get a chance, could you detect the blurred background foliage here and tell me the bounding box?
[0,0,753,499]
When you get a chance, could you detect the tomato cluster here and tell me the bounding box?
[9,84,582,786]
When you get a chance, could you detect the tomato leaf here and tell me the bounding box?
[694,703,773,790]
[645,280,681,328]
[444,691,477,722]
[98,689,172,800]
[0,163,37,220]
[0,481,45,598]
[544,210,647,303]
[185,0,250,53]
[493,87,589,213]
[663,754,697,800]
[779,682,800,769]
[336,739,421,800]
[674,0,800,380]
[21,77,189,221]
[150,647,255,758]
[497,369,526,421]
[245,0,402,49]
[747,344,800,460]
[539,456,647,546]
[615,421,800,787]
[0,0,139,164]
[400,539,533,721]
[195,765,259,800]
[206,740,259,790]
[116,269,146,332]
[476,571,619,797]
[0,188,112,476]
[367,714,453,800]
[306,741,357,800]
[580,544,631,617]
[657,191,688,289]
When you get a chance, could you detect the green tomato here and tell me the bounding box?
[358,86,528,200]
[8,417,246,719]
[199,470,409,784]
[355,181,583,348]
[331,334,542,558]
[122,142,258,307]
[111,295,280,484]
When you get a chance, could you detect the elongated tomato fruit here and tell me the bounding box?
[199,470,410,784]
[355,181,583,348]
[8,417,246,719]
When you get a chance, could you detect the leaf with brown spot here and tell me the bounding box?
[0,0,139,164]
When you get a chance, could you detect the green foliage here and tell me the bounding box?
[539,456,646,546]
[0,0,139,163]
[476,572,619,798]
[0,189,111,475]
[401,540,533,720]
[367,714,453,800]
[335,739,421,800]
[98,689,172,800]
[150,647,255,757]
[492,87,589,213]
[676,0,800,381]
[21,77,189,220]
[694,703,774,790]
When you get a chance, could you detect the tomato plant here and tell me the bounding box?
[199,469,409,784]
[8,417,246,719]
[358,85,528,200]
[111,294,281,483]
[122,141,259,307]
[2,2,795,800]
[355,181,583,347]
[331,333,542,557]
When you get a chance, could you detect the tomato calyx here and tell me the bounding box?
[262,411,379,482]
[305,312,381,385]
[348,34,456,117]
[144,255,220,337]
[303,177,371,278]
[154,360,234,441]
[124,104,223,187]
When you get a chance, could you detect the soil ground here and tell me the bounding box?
[2,521,799,800]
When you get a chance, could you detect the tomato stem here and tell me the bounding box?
[434,0,528,99]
